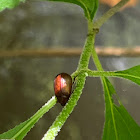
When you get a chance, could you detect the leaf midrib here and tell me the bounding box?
[76,0,90,19]
[114,73,140,81]
[103,78,118,140]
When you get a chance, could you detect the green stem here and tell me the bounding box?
[90,2,131,139]
[42,73,86,140]
[93,0,130,29]
[43,0,130,139]
[92,0,130,70]
[42,21,95,140]
[91,29,119,140]
[92,45,103,71]
[77,20,95,70]
[72,69,117,77]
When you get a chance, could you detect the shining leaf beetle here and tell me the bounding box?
[54,73,72,106]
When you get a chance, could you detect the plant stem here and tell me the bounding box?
[92,0,130,70]
[93,0,130,29]
[91,1,130,139]
[92,45,103,71]
[42,20,96,140]
[43,1,131,139]
[42,73,86,140]
[72,69,117,77]
[77,20,95,70]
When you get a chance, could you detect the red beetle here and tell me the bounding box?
[54,73,72,106]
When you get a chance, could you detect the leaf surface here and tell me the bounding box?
[0,0,25,11]
[102,77,140,140]
[47,0,99,20]
[114,65,140,85]
[0,96,56,140]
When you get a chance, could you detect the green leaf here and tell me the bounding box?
[0,0,25,12]
[0,119,31,140]
[0,96,57,140]
[102,77,140,140]
[114,65,140,85]
[47,0,99,20]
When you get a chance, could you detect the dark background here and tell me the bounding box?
[0,1,140,140]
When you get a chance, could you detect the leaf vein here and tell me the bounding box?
[103,78,118,140]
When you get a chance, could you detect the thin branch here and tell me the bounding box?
[0,47,140,58]
[93,0,130,29]
[42,21,95,140]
